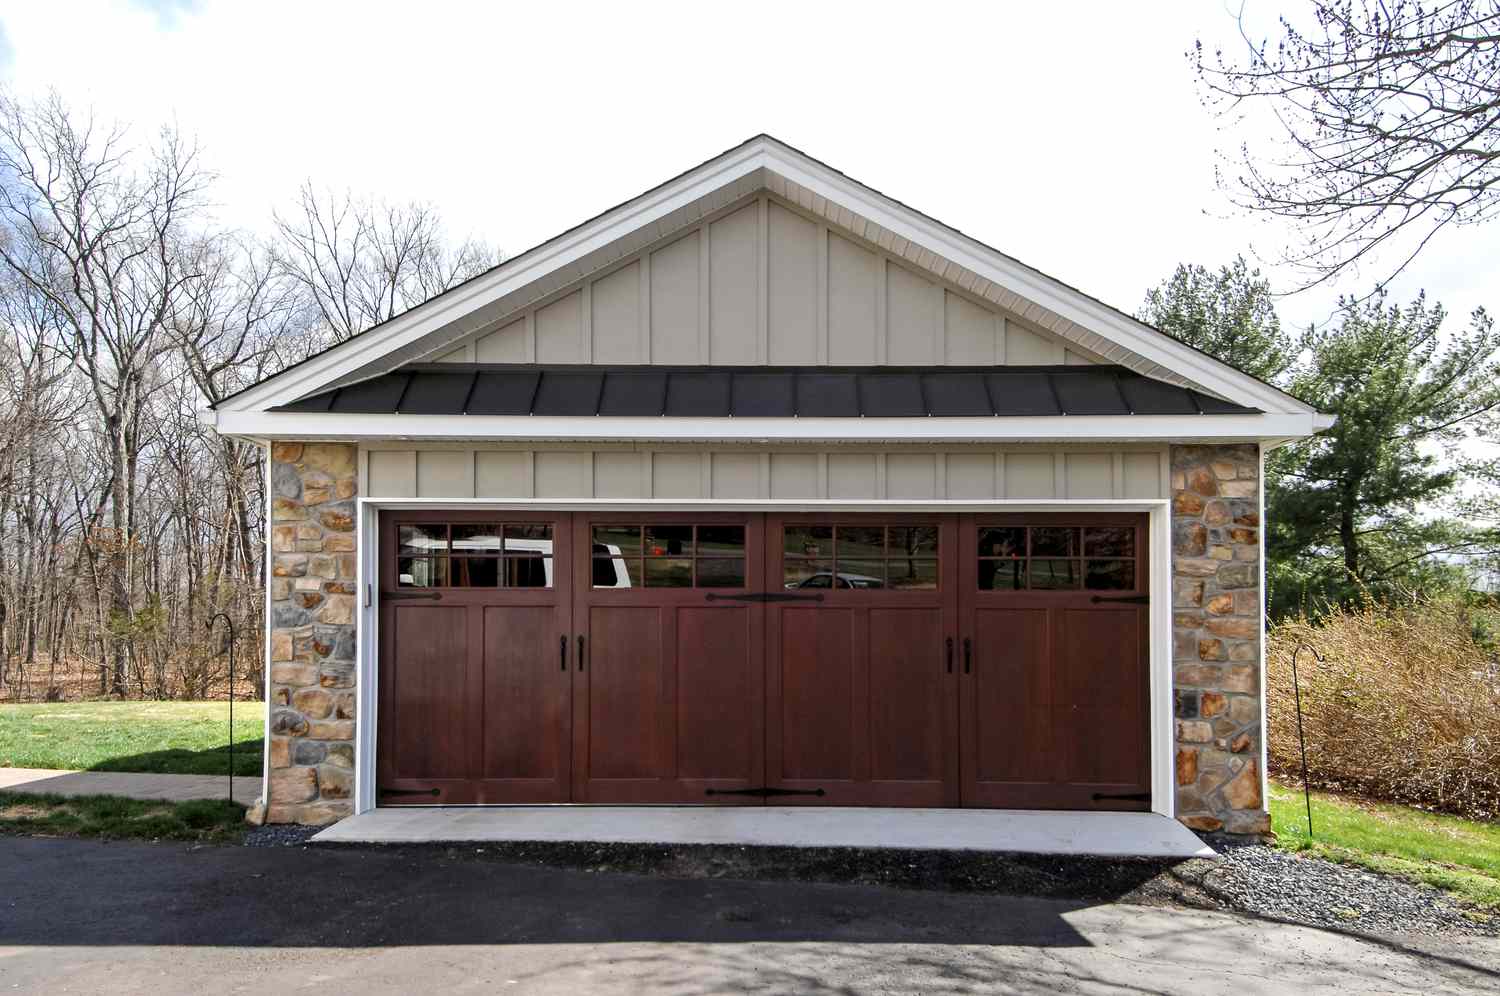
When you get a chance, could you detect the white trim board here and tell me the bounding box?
[207,411,1331,444]
[216,136,1318,420]
[352,497,1176,821]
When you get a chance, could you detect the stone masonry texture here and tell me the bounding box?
[1170,443,1268,835]
[260,442,358,825]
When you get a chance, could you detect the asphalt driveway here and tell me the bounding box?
[0,836,1496,994]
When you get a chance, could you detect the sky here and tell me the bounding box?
[1,0,1498,340]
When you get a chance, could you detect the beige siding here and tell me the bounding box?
[363,446,1169,501]
[431,194,1096,370]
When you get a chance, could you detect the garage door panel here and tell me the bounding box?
[970,606,1052,785]
[388,604,470,781]
[585,606,663,781]
[675,606,759,781]
[776,606,856,782]
[867,608,945,783]
[482,606,568,783]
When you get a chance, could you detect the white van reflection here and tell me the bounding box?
[395,539,634,589]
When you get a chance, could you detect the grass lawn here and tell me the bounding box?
[0,790,245,843]
[0,701,264,776]
[1270,780,1500,912]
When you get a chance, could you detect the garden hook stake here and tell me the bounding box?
[206,613,236,807]
[1291,643,1324,839]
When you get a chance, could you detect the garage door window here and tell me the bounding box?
[397,523,554,588]
[591,524,746,588]
[976,525,1135,591]
[783,524,939,590]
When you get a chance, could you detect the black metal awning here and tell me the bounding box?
[274,364,1260,417]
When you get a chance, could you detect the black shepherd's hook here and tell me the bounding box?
[1291,642,1323,839]
[207,613,236,807]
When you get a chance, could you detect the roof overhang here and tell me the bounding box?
[214,135,1323,422]
[204,409,1332,445]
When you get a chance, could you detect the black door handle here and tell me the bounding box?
[964,637,972,674]
[946,637,954,673]
[577,634,586,672]
[560,635,567,671]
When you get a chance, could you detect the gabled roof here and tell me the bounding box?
[279,363,1259,419]
[213,134,1323,422]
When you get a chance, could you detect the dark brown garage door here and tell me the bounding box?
[377,511,1150,810]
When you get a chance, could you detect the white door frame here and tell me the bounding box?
[353,498,1175,819]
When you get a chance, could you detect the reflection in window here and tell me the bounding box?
[396,522,553,588]
[782,525,939,591]
[592,524,747,589]
[976,524,1139,592]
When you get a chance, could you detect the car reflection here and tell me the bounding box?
[785,571,884,590]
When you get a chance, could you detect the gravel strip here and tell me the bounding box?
[244,824,321,848]
[1177,839,1496,937]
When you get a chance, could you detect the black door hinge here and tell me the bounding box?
[705,592,825,603]
[1090,595,1149,605]
[381,591,442,601]
[705,786,827,798]
[1091,791,1152,802]
[380,786,441,797]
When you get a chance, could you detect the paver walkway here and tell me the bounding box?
[0,767,258,803]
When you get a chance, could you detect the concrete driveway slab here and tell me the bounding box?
[0,766,259,803]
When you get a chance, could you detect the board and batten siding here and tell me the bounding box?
[428,195,1099,369]
[362,447,1169,501]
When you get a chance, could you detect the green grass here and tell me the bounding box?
[1270,780,1500,912]
[0,790,246,843]
[0,701,264,776]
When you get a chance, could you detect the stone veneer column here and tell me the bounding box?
[1170,443,1269,835]
[257,442,359,825]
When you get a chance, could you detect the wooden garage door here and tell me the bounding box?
[958,514,1152,811]
[376,510,1151,811]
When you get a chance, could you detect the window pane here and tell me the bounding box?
[399,524,446,555]
[1030,559,1081,589]
[784,559,831,588]
[977,527,1025,558]
[504,555,552,588]
[836,526,884,558]
[450,557,499,587]
[644,524,692,557]
[645,557,692,587]
[1030,527,1079,557]
[593,525,641,556]
[837,559,886,588]
[696,525,745,556]
[888,526,939,557]
[887,559,938,590]
[978,559,1025,591]
[504,523,554,554]
[451,524,501,554]
[1085,559,1133,591]
[592,555,641,588]
[696,558,745,588]
[785,526,833,558]
[1083,526,1134,558]
[398,557,447,588]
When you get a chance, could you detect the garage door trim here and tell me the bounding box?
[351,498,1175,820]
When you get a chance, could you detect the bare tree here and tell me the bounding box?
[0,92,209,694]
[272,183,500,343]
[1195,1,1500,290]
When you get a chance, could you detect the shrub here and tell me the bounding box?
[1267,594,1500,820]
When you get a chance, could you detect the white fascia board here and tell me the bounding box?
[207,410,1326,444]
[758,145,1314,417]
[219,145,769,413]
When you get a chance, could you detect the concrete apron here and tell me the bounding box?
[312,806,1216,858]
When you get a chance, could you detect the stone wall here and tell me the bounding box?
[258,442,359,825]
[1170,443,1268,835]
